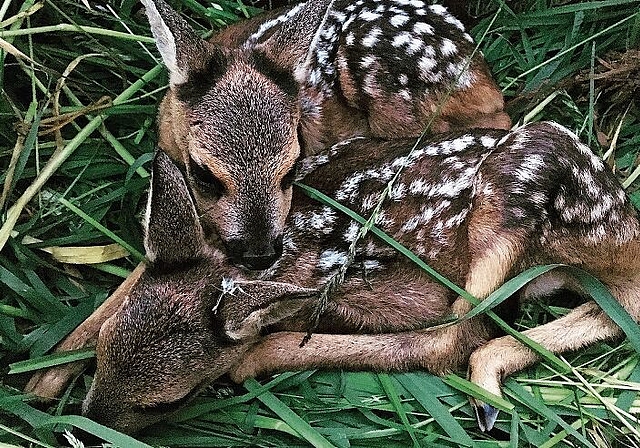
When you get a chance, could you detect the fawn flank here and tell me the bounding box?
[79,122,640,434]
[142,0,511,270]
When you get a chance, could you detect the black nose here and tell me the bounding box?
[226,235,283,270]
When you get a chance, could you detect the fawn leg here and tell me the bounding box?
[24,262,146,399]
[468,297,637,431]
[229,326,481,384]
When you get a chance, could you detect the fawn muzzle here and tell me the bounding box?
[226,234,283,270]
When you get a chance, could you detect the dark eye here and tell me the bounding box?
[281,163,298,190]
[189,155,226,197]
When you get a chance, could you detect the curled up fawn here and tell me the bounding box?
[70,121,640,434]
[142,0,511,269]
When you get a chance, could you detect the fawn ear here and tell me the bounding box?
[251,0,335,84]
[144,149,204,264]
[141,0,226,87]
[219,280,316,340]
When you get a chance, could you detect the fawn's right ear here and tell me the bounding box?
[220,280,317,340]
[144,149,204,264]
[141,0,226,87]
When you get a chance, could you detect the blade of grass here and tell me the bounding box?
[0,424,54,448]
[243,378,337,448]
[55,196,143,262]
[566,267,640,353]
[504,380,596,448]
[37,416,153,448]
[396,373,475,447]
[0,24,155,42]
[9,348,95,374]
[377,373,420,448]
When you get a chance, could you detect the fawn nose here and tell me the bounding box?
[227,235,283,270]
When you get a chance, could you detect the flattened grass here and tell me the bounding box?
[1,0,640,446]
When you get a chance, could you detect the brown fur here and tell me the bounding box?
[25,122,638,434]
[145,0,512,269]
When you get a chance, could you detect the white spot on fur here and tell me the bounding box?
[392,32,412,48]
[362,27,382,47]
[362,192,381,211]
[445,15,465,31]
[406,37,425,55]
[246,3,304,44]
[480,136,497,148]
[418,55,436,74]
[516,154,545,181]
[346,32,356,46]
[413,22,433,35]
[389,183,407,200]
[390,14,410,27]
[360,55,377,68]
[363,260,383,270]
[343,221,360,242]
[428,4,447,15]
[440,38,458,56]
[359,9,381,21]
[319,249,348,270]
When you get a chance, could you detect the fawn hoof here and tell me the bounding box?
[474,401,499,432]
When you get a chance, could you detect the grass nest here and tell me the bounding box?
[1,0,640,447]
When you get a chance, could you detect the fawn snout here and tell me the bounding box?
[225,234,284,270]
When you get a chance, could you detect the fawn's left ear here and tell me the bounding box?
[141,0,226,88]
[219,279,317,340]
[144,149,204,264]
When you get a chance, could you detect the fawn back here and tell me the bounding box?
[84,122,640,434]
[142,0,511,270]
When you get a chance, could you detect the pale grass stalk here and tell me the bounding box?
[603,104,631,162]
[570,364,640,439]
[521,90,561,125]
[502,12,640,91]
[0,24,154,42]
[0,64,163,253]
[0,1,42,28]
[14,231,130,264]
[0,126,27,210]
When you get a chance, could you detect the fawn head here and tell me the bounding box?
[83,150,315,433]
[142,0,331,270]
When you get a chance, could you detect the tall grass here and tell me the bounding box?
[1,0,639,446]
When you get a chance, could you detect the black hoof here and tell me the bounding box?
[474,402,499,432]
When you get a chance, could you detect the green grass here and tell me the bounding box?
[1,0,640,446]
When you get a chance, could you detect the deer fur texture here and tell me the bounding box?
[143,0,511,270]
[78,121,640,434]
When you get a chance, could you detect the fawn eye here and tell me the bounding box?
[281,163,298,190]
[189,156,226,197]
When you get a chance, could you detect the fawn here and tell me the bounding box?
[142,0,511,270]
[76,122,640,434]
